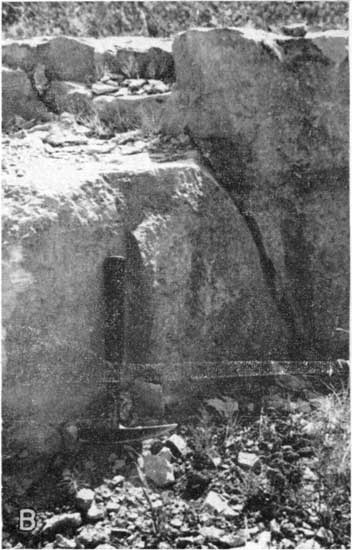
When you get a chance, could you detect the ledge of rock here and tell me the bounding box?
[3,128,289,451]
[162,27,349,359]
[2,35,174,130]
[3,35,174,81]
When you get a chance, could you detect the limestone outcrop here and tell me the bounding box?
[3,132,288,451]
[2,35,174,128]
[163,27,349,359]
[2,66,52,125]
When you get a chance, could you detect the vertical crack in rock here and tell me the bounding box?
[185,127,302,358]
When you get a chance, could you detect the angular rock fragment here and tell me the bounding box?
[42,512,82,537]
[86,502,105,522]
[54,534,76,549]
[111,475,125,487]
[203,491,238,518]
[76,524,111,547]
[75,488,95,512]
[143,454,175,487]
[166,434,188,457]
[92,82,120,96]
[237,451,260,471]
[111,527,130,538]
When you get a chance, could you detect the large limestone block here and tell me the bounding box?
[2,36,43,71]
[36,36,97,83]
[3,36,97,83]
[3,145,288,451]
[2,67,51,126]
[163,28,349,359]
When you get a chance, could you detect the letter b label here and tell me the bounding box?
[19,508,36,531]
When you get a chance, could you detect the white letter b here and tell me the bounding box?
[19,508,36,531]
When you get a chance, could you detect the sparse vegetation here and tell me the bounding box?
[2,1,348,40]
[3,382,351,548]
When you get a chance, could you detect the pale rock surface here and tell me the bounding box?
[2,135,288,452]
[75,488,95,512]
[3,35,174,83]
[143,453,175,487]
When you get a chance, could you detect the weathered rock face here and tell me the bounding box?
[2,35,174,128]
[163,27,349,359]
[3,35,174,82]
[93,92,170,133]
[2,67,52,126]
[3,136,288,450]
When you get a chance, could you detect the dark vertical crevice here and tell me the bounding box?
[185,127,303,358]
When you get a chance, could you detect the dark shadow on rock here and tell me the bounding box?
[124,231,153,365]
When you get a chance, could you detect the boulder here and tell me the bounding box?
[2,137,288,453]
[3,36,97,83]
[36,36,97,82]
[163,27,349,360]
[2,67,51,127]
[2,36,173,84]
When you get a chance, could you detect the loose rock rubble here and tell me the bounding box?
[3,389,350,549]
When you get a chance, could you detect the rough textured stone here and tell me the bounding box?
[2,139,288,452]
[3,35,174,83]
[3,36,97,83]
[237,451,260,471]
[93,92,170,132]
[203,491,238,518]
[98,36,174,80]
[86,502,105,522]
[42,512,82,537]
[143,453,175,487]
[2,67,51,126]
[163,27,349,359]
[76,488,95,512]
[132,379,164,418]
[44,80,93,116]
